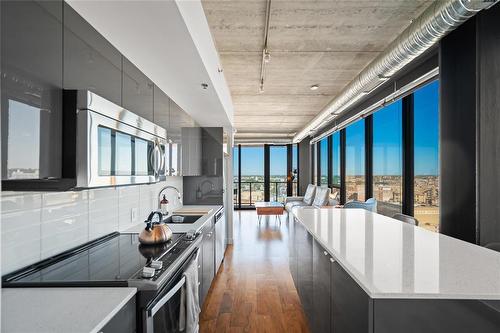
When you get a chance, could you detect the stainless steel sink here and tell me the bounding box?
[163,215,203,224]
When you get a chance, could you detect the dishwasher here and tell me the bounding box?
[214,208,225,272]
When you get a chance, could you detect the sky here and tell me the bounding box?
[234,80,439,177]
[7,100,40,170]
[234,146,295,176]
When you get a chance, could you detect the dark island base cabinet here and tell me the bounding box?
[290,218,500,333]
[331,260,371,333]
[295,219,314,328]
[313,239,332,333]
[374,299,500,333]
[288,216,298,290]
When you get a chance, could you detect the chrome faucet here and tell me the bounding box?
[158,185,182,209]
[200,179,215,193]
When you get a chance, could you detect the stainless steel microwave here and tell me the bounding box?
[76,91,167,188]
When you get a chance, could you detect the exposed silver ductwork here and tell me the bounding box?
[294,0,498,142]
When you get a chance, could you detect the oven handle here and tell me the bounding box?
[149,275,186,317]
[150,142,162,176]
[147,248,200,317]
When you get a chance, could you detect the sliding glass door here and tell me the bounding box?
[240,146,264,207]
[233,144,298,208]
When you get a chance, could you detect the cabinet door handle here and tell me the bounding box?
[323,251,328,256]
[329,258,335,263]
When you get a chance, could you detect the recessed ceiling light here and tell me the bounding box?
[310,84,319,91]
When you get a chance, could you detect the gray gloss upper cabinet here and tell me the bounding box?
[153,85,170,130]
[1,0,63,181]
[169,100,196,176]
[202,128,223,176]
[63,3,122,106]
[182,127,202,176]
[122,57,154,122]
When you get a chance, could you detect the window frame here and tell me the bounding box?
[310,78,439,229]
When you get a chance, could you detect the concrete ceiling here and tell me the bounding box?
[202,0,433,142]
[66,0,234,130]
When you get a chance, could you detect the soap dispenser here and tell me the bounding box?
[160,195,169,216]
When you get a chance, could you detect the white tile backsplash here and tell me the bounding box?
[138,185,154,227]
[118,186,140,231]
[1,193,42,274]
[41,191,89,259]
[1,178,183,274]
[89,187,119,239]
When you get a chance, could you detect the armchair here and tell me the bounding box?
[344,198,378,213]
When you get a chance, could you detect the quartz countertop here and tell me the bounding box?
[123,205,223,234]
[293,207,500,300]
[1,287,137,333]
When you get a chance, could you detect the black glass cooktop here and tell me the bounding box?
[3,233,184,286]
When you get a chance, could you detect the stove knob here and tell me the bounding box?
[150,260,163,270]
[142,267,156,278]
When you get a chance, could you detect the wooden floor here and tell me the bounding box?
[199,210,309,333]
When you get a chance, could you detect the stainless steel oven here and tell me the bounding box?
[76,90,167,188]
[143,248,200,333]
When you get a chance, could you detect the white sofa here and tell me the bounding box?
[285,184,337,213]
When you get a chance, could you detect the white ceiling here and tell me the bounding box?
[201,0,433,142]
[66,0,234,130]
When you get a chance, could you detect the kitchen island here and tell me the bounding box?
[290,207,500,332]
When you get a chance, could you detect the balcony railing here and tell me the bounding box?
[233,181,297,208]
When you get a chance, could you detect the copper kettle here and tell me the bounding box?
[138,211,173,245]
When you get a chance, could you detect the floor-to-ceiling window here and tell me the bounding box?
[332,131,341,200]
[312,143,317,185]
[270,145,287,203]
[414,80,440,232]
[373,100,403,216]
[292,144,298,195]
[233,147,239,206]
[233,144,299,208]
[308,76,439,230]
[345,119,365,201]
[319,137,328,186]
[240,146,264,207]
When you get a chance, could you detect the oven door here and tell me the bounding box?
[76,108,167,188]
[144,249,200,333]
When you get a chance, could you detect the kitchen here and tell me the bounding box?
[1,0,232,332]
[4,0,500,332]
